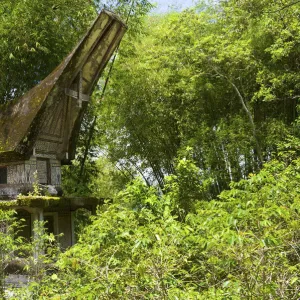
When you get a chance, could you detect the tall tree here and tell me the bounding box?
[0,0,97,104]
[94,0,299,196]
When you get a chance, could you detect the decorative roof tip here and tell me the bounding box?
[0,10,127,163]
[102,9,128,27]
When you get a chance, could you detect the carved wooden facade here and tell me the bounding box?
[0,10,126,199]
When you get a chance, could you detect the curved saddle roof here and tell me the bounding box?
[0,10,126,163]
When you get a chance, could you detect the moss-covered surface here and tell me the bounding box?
[0,195,103,209]
[0,68,61,154]
[0,195,60,208]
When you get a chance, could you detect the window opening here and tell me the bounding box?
[0,167,7,184]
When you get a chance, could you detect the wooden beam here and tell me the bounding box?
[65,89,89,103]
[65,71,89,107]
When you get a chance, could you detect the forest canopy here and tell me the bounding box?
[72,0,300,198]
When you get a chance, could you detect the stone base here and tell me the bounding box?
[5,274,31,288]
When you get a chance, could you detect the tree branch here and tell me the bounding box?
[264,0,300,13]
[213,69,263,166]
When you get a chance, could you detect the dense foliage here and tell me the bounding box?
[21,148,300,299]
[0,0,152,104]
[0,211,22,298]
[82,0,300,197]
[0,0,97,104]
[1,0,300,299]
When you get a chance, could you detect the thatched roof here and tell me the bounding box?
[0,10,126,163]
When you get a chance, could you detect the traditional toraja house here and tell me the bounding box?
[0,10,126,249]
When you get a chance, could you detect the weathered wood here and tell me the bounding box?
[0,11,126,250]
[65,89,89,102]
[0,10,127,163]
[65,88,89,105]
